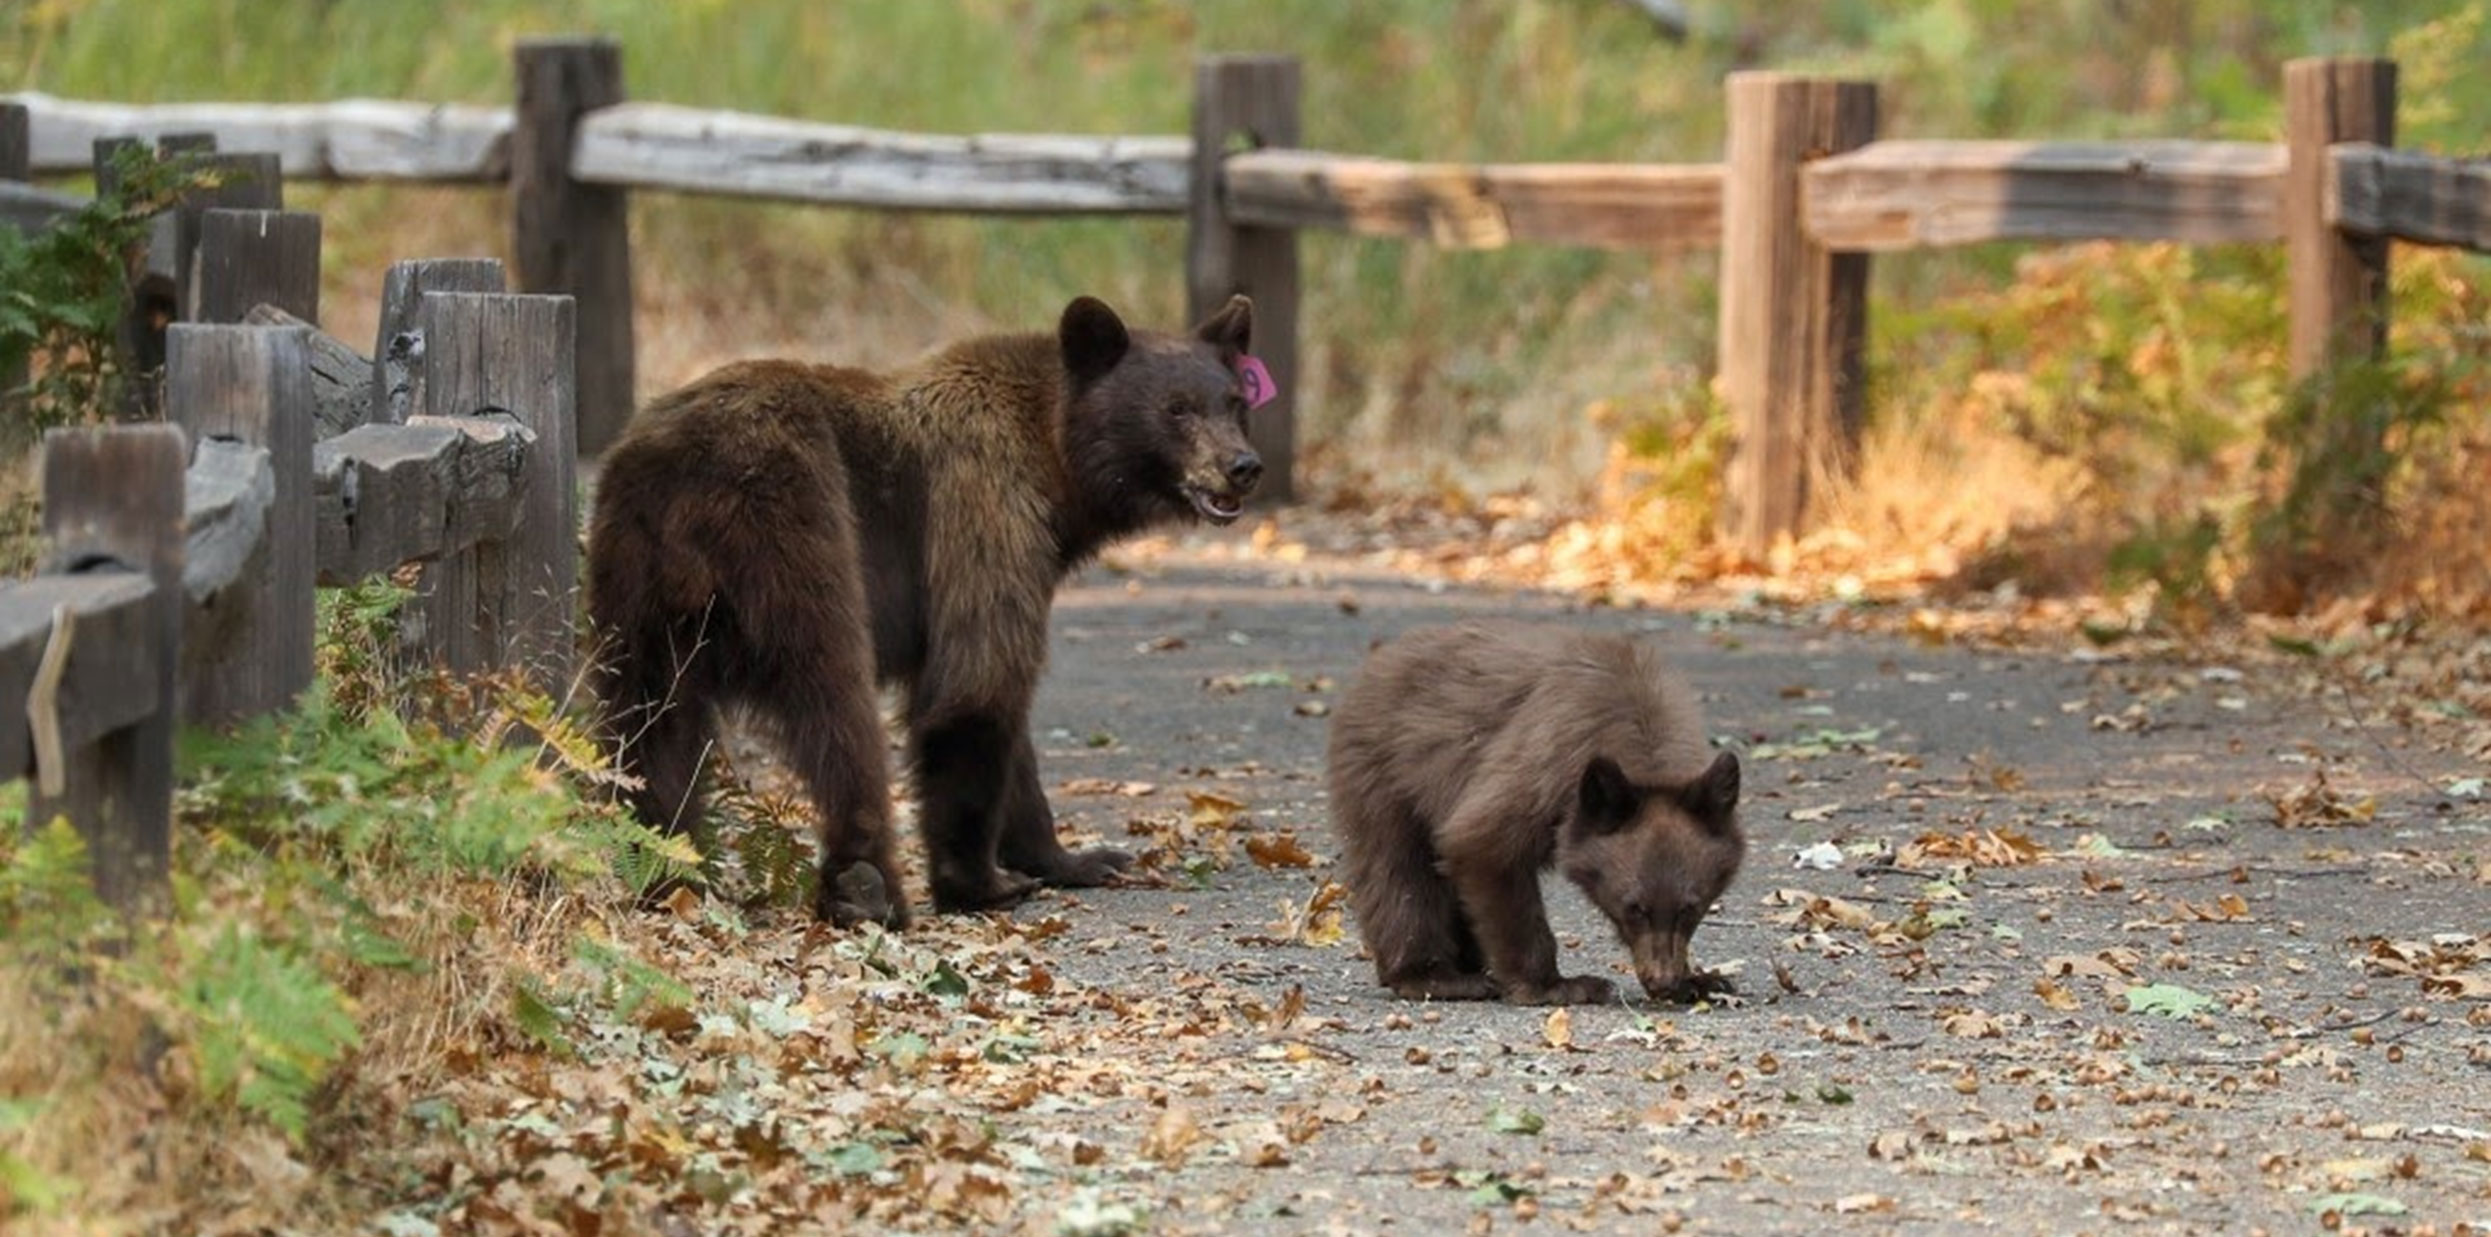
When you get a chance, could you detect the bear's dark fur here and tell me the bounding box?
[588,295,1264,926]
[1327,622,1744,1005]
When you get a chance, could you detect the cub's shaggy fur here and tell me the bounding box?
[1328,622,1744,1004]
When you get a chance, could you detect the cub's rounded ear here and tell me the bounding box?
[1193,294,1254,359]
[1680,750,1742,834]
[1061,296,1132,385]
[1577,755,1638,832]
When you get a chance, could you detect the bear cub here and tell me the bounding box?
[1327,622,1744,1005]
[589,295,1264,928]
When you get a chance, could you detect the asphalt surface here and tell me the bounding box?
[967,538,2491,1235]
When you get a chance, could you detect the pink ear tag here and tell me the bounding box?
[1237,355,1278,409]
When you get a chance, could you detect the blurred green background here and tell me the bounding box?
[6,1,2485,566]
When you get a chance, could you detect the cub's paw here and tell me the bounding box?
[930,866,1042,914]
[1505,975,1618,1006]
[1015,844,1134,889]
[1663,969,1738,1002]
[817,862,911,929]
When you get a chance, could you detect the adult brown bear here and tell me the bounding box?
[589,295,1265,927]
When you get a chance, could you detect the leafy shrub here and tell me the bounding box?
[0,144,211,444]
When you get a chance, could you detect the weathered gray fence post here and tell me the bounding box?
[374,258,508,426]
[2285,57,2396,378]
[2,102,26,405]
[382,260,511,674]
[1187,54,1302,504]
[165,324,315,723]
[195,208,323,325]
[1717,72,1879,556]
[414,292,579,694]
[29,424,188,913]
[171,153,284,322]
[0,102,25,181]
[513,37,632,456]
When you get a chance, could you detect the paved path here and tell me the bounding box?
[983,543,2490,1234]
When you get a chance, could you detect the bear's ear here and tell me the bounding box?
[1577,755,1639,833]
[1674,751,1741,835]
[1060,296,1132,386]
[1193,294,1254,360]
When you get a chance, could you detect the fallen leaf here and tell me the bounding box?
[1059,778,1156,798]
[1898,828,2044,868]
[1543,1008,1574,1051]
[2308,1192,2407,1218]
[1141,1107,1203,1164]
[1245,832,1317,869]
[1187,790,1248,829]
[2122,983,2215,1019]
[1487,1107,1545,1136]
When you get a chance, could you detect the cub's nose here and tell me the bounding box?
[1226,452,1264,493]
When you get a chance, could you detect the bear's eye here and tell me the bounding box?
[1166,398,1197,419]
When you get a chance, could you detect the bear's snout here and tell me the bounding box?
[1225,451,1264,494]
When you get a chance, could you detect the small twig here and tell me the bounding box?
[2145,863,2370,884]
[2320,1008,2399,1033]
[1272,1037,1358,1064]
[2320,669,2458,804]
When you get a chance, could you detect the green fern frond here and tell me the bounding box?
[179,924,361,1142]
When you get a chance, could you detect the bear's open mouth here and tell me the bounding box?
[1186,486,1246,524]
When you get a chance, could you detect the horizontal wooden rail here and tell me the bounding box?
[1803,139,2287,250]
[181,439,274,605]
[311,415,534,587]
[0,180,83,234]
[0,574,159,778]
[570,102,1192,213]
[1223,149,1723,251]
[7,93,510,180]
[2327,143,2491,251]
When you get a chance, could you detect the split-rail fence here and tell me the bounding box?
[1,44,2484,907]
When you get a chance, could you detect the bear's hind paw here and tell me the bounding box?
[818,861,911,929]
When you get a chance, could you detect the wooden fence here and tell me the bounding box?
[7,48,2479,543]
[1,44,2483,902]
[0,136,577,908]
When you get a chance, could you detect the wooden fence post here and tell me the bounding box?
[415,292,579,694]
[171,153,284,322]
[2,103,25,406]
[195,208,322,325]
[165,324,315,723]
[93,138,172,420]
[374,258,507,425]
[0,102,25,181]
[384,261,511,676]
[30,424,188,913]
[1717,72,1879,557]
[513,37,632,457]
[1187,54,1302,504]
[2285,57,2396,378]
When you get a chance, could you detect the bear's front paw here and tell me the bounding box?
[930,865,1041,913]
[1017,844,1133,889]
[817,862,910,929]
[1505,975,1617,1006]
